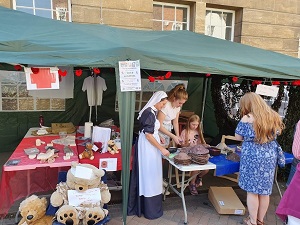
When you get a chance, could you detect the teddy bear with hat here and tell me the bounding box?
[50,162,111,225]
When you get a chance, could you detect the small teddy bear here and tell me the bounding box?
[18,195,54,225]
[79,142,94,160]
[107,140,119,155]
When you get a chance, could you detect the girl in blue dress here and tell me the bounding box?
[235,92,284,225]
[127,91,170,220]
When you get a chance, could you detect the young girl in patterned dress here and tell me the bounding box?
[180,114,209,195]
[235,92,284,225]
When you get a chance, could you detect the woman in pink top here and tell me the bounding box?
[286,120,300,185]
[180,114,209,195]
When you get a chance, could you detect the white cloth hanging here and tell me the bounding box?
[82,76,107,106]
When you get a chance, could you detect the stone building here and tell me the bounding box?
[1,0,299,57]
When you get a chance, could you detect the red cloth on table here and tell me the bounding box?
[0,135,78,218]
[76,132,132,171]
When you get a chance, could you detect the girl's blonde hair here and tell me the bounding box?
[185,114,206,145]
[168,84,188,102]
[239,92,284,144]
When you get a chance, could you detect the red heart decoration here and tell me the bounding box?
[31,67,39,74]
[14,65,22,71]
[75,69,82,76]
[58,69,67,76]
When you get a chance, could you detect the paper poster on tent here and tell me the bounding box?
[119,60,141,92]
[25,67,59,90]
[255,84,279,97]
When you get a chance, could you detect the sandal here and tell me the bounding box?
[243,216,257,225]
[188,183,198,195]
[195,175,203,187]
[257,219,264,225]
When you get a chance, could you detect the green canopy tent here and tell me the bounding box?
[1,6,300,224]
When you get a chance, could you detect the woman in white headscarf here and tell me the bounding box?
[128,91,170,220]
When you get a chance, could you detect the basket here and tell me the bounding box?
[51,122,76,134]
[174,152,191,166]
[188,153,210,165]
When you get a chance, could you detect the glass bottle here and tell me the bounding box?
[39,115,44,127]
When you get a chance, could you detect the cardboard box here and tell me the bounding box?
[208,186,245,215]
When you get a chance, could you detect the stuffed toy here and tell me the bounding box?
[18,195,54,225]
[79,142,95,160]
[107,140,119,155]
[50,162,111,225]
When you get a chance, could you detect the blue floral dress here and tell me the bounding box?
[235,121,277,195]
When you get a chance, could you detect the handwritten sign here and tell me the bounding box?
[255,84,279,97]
[119,60,141,92]
[68,188,101,207]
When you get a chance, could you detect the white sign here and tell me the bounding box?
[68,188,101,207]
[99,158,117,171]
[255,84,279,97]
[119,60,141,92]
[74,166,93,179]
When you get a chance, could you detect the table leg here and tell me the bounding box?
[163,163,173,201]
[274,166,282,198]
[181,171,188,224]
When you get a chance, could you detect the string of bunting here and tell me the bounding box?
[13,64,101,77]
[10,64,300,86]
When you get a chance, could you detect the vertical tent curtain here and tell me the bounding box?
[115,66,135,225]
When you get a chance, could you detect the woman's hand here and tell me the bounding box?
[173,135,182,145]
[161,148,170,157]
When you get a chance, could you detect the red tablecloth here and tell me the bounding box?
[76,132,129,171]
[0,135,78,218]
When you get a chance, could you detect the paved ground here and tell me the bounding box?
[0,151,286,225]
[0,182,286,225]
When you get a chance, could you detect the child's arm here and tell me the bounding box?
[180,129,189,147]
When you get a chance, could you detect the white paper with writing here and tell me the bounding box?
[68,188,101,207]
[255,84,279,97]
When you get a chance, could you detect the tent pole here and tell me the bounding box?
[115,65,135,225]
[201,78,208,130]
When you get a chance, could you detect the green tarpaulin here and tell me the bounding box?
[1,6,300,224]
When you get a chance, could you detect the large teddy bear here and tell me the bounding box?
[18,195,54,225]
[50,162,111,225]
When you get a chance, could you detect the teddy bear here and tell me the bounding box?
[79,142,94,160]
[107,140,119,155]
[18,195,54,225]
[50,162,111,225]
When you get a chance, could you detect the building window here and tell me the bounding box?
[0,71,65,111]
[153,2,190,31]
[205,8,235,41]
[13,0,71,22]
[115,79,188,112]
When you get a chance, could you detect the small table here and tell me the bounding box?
[209,150,294,197]
[0,128,78,218]
[163,155,216,224]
